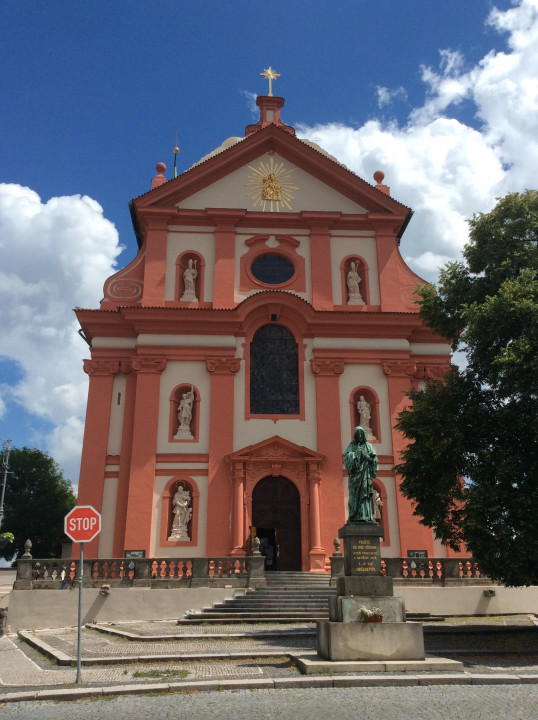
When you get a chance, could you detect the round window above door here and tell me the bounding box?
[250,253,295,285]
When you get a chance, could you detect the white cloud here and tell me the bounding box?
[0,184,122,485]
[297,0,538,281]
[376,85,408,109]
[240,90,258,115]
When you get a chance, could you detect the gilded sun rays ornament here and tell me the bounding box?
[246,156,299,212]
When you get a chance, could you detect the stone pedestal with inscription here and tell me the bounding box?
[317,523,425,661]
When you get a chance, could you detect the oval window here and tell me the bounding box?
[250,254,295,285]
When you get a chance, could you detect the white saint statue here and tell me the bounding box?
[174,386,195,440]
[347,260,364,305]
[373,490,383,521]
[357,395,376,441]
[168,485,193,541]
[181,258,198,301]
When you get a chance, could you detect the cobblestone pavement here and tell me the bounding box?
[1,685,537,720]
[32,625,316,658]
[0,619,536,704]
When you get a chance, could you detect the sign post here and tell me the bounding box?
[64,505,101,685]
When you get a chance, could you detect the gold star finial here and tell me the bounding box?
[260,66,280,97]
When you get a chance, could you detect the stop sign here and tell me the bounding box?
[64,505,101,543]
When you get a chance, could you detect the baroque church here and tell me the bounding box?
[75,78,457,571]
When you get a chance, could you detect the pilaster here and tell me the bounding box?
[205,357,241,555]
[307,462,325,571]
[302,213,340,310]
[209,211,245,309]
[113,360,136,557]
[140,209,173,307]
[310,358,345,568]
[230,461,246,556]
[76,360,119,558]
[375,223,401,312]
[123,357,166,554]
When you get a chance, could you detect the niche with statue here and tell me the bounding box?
[168,481,193,542]
[176,252,204,302]
[344,256,368,305]
[170,384,199,441]
[351,387,380,443]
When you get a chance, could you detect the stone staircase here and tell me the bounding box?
[178,571,336,624]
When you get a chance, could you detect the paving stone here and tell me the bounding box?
[417,673,473,685]
[469,673,522,684]
[273,676,333,688]
[517,674,538,683]
[35,687,104,700]
[332,674,419,687]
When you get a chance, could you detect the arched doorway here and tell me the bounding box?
[252,476,302,571]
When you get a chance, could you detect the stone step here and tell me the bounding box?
[218,596,331,603]
[177,616,316,627]
[241,592,336,602]
[265,575,331,585]
[187,611,329,620]
[181,576,336,624]
[209,604,329,612]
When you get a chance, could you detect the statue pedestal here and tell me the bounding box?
[174,427,193,440]
[317,523,424,662]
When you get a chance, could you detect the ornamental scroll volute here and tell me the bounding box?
[101,250,145,307]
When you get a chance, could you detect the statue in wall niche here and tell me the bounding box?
[181,258,198,301]
[346,260,364,305]
[168,485,193,541]
[373,490,383,521]
[174,386,195,440]
[344,426,379,524]
[357,395,377,441]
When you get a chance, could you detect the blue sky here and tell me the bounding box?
[1,0,536,485]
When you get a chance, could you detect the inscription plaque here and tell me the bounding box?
[339,523,384,577]
[352,538,378,574]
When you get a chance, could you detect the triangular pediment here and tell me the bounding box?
[227,435,325,463]
[133,124,410,221]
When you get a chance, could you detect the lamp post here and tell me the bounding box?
[0,438,12,531]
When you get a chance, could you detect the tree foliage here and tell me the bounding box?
[395,191,538,586]
[1,447,76,562]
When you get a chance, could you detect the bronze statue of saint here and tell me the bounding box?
[344,426,379,523]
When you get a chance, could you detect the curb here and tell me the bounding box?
[1,672,537,704]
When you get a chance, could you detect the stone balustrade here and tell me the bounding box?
[14,555,266,590]
[14,555,488,589]
[330,556,487,586]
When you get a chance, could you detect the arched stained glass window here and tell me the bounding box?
[250,324,299,415]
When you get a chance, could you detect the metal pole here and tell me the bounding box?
[0,438,12,530]
[76,542,83,684]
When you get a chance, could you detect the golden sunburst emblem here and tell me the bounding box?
[246,155,299,212]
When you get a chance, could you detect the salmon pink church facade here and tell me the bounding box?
[75,92,455,571]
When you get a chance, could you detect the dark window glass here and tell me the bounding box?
[251,254,294,285]
[250,325,299,415]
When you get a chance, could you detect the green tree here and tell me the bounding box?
[395,190,538,586]
[0,447,76,562]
